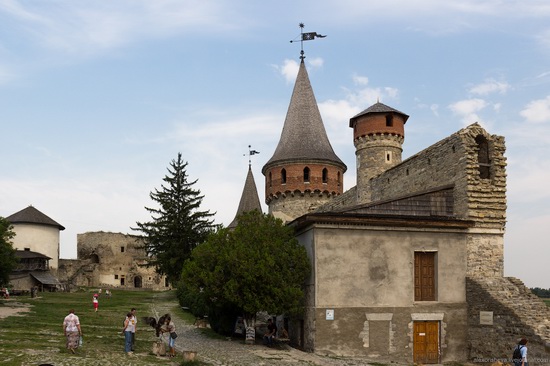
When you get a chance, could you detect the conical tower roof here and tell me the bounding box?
[6,205,65,230]
[228,165,262,229]
[262,60,346,173]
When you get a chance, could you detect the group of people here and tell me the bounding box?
[62,299,177,357]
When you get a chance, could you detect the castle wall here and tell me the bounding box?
[58,232,167,290]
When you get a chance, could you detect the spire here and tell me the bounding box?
[228,165,262,229]
[262,61,346,173]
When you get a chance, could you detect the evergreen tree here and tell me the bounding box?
[0,217,18,287]
[134,153,215,283]
[180,210,311,334]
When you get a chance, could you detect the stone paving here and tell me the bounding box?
[149,292,379,366]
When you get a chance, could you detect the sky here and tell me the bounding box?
[0,0,549,288]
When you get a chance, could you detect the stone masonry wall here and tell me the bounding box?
[467,276,550,363]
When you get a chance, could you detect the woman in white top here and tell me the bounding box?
[63,309,82,354]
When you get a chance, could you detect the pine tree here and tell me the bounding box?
[0,217,18,287]
[134,153,215,283]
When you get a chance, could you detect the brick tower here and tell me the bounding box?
[262,60,347,222]
[349,102,409,204]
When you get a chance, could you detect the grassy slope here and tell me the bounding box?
[0,289,194,366]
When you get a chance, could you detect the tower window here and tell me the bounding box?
[281,169,287,184]
[303,167,310,183]
[386,151,392,163]
[475,135,491,179]
[121,246,125,253]
[269,172,272,187]
[322,168,328,183]
[386,115,393,127]
[337,172,341,186]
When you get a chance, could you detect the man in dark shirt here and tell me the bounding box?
[263,318,277,346]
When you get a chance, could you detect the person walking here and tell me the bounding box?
[63,309,82,354]
[122,312,135,355]
[92,294,99,312]
[160,315,177,357]
[130,308,137,352]
[513,338,528,366]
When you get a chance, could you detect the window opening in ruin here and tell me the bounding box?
[303,167,310,183]
[89,253,99,264]
[120,275,125,286]
[322,168,328,183]
[115,274,118,279]
[386,115,393,127]
[134,276,142,288]
[121,246,125,253]
[475,135,491,179]
[281,169,287,184]
[414,251,436,301]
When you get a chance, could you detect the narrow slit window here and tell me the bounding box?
[303,167,310,183]
[386,115,393,127]
[281,169,287,184]
[475,135,491,179]
[322,168,328,183]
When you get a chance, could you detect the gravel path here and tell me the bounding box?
[149,292,377,366]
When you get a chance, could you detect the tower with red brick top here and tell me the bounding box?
[262,60,347,222]
[349,102,409,204]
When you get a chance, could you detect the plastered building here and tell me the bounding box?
[261,59,550,363]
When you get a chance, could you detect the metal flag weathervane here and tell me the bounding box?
[244,145,260,167]
[290,23,326,60]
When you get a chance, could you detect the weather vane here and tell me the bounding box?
[243,145,260,167]
[290,23,326,60]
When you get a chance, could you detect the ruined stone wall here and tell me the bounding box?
[367,123,506,230]
[58,232,167,290]
[467,277,550,363]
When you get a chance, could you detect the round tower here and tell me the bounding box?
[349,102,409,204]
[263,60,347,222]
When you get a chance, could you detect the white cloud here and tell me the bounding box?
[520,96,550,124]
[0,1,242,57]
[273,58,324,84]
[469,79,511,96]
[352,74,369,86]
[448,98,487,125]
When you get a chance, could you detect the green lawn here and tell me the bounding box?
[0,289,203,366]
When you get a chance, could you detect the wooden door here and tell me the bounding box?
[413,321,439,364]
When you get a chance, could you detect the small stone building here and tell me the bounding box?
[58,231,168,290]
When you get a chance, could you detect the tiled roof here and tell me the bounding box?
[263,61,346,172]
[6,206,65,230]
[350,101,409,125]
[229,165,262,228]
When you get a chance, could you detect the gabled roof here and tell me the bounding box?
[6,206,65,230]
[349,101,409,127]
[228,165,262,229]
[263,60,346,173]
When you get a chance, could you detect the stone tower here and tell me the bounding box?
[228,164,262,229]
[349,102,409,204]
[262,60,347,222]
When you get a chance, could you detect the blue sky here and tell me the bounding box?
[1,0,549,288]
